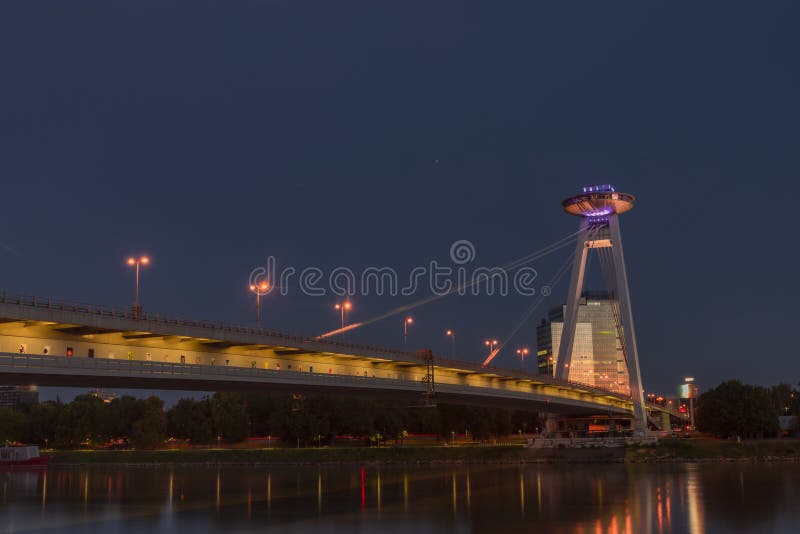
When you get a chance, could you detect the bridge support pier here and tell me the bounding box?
[661,411,671,432]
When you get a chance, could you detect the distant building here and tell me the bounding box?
[0,385,39,410]
[678,379,699,400]
[679,377,699,430]
[88,389,118,404]
[536,291,630,394]
[779,416,798,437]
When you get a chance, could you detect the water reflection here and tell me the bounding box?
[2,463,800,532]
[686,465,705,534]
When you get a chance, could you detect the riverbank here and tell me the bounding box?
[626,437,800,462]
[45,438,800,465]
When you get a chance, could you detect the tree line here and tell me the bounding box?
[695,381,799,438]
[0,392,540,449]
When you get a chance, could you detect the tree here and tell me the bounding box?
[210,393,250,443]
[130,397,166,449]
[54,395,107,447]
[168,398,214,444]
[103,395,147,446]
[0,408,26,444]
[242,393,275,436]
[23,401,62,445]
[268,395,330,445]
[771,384,799,416]
[330,397,374,440]
[374,406,403,444]
[696,380,779,438]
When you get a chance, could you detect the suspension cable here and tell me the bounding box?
[317,229,585,339]
[482,225,603,366]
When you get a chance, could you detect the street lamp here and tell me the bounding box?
[515,347,529,369]
[403,317,413,347]
[249,280,271,324]
[445,329,455,357]
[334,301,352,330]
[484,339,498,359]
[126,256,150,313]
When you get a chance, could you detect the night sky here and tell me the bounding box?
[1,1,798,401]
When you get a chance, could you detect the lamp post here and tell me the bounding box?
[515,347,529,369]
[484,339,498,360]
[334,301,352,330]
[126,256,150,314]
[249,280,271,324]
[445,329,455,357]
[403,317,413,347]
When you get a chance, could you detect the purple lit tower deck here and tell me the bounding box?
[555,185,647,434]
[561,185,635,217]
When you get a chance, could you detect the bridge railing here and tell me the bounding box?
[0,352,632,411]
[0,292,627,399]
[0,351,418,388]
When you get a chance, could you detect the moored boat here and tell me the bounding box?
[0,446,50,468]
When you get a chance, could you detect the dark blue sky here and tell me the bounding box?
[1,1,798,400]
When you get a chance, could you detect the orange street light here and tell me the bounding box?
[484,339,498,359]
[445,329,455,357]
[403,317,413,347]
[126,256,150,312]
[334,301,353,330]
[249,280,271,324]
[515,347,529,369]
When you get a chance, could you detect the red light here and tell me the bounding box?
[66,347,74,357]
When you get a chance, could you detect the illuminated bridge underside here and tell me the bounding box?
[0,298,632,416]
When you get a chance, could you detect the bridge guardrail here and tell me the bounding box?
[0,352,632,411]
[0,351,414,386]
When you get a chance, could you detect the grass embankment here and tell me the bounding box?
[47,439,800,465]
[626,438,800,461]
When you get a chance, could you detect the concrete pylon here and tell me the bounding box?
[555,185,647,435]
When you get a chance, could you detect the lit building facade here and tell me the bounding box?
[88,389,119,404]
[0,385,39,410]
[536,291,630,395]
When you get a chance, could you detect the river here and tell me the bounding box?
[2,463,799,533]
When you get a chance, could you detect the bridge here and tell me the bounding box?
[0,294,635,417]
[0,187,692,432]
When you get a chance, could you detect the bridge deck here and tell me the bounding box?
[0,294,633,415]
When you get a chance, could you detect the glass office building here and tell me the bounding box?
[536,291,630,395]
[0,385,39,410]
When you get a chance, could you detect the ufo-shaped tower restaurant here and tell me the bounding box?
[561,184,635,217]
[553,184,647,435]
